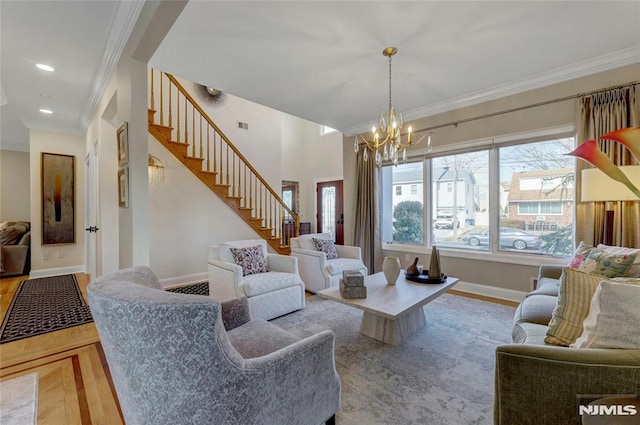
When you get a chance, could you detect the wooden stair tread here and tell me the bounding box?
[200,170,218,175]
[150,123,173,131]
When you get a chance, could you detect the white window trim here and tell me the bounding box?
[381,124,575,261]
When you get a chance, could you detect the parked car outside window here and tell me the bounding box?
[434,215,460,229]
[461,227,541,250]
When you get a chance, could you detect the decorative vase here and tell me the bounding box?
[405,257,420,276]
[429,245,441,279]
[382,256,401,285]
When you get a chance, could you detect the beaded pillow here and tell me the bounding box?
[312,238,339,260]
[229,245,268,276]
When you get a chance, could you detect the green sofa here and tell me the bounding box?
[494,265,640,425]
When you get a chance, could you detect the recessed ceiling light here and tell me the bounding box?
[36,64,55,72]
[39,109,53,114]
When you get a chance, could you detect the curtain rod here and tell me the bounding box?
[412,80,639,135]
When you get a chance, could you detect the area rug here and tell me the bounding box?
[165,281,515,424]
[166,281,208,295]
[272,294,515,425]
[0,274,93,344]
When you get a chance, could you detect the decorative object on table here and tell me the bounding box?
[339,269,367,299]
[405,257,420,276]
[342,270,364,287]
[117,122,128,166]
[404,271,447,284]
[429,245,442,279]
[382,256,401,285]
[41,152,75,245]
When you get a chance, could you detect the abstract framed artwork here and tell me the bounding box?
[117,122,128,166]
[118,167,129,208]
[41,152,75,245]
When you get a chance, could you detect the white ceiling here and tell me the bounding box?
[2,1,639,152]
[0,0,142,151]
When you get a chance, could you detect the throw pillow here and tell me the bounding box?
[567,241,594,269]
[597,244,640,278]
[545,268,640,346]
[567,241,635,278]
[312,237,339,260]
[571,281,640,349]
[229,245,268,276]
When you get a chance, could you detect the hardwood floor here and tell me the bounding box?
[0,274,123,425]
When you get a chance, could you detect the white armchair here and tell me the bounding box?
[208,239,305,320]
[290,233,368,293]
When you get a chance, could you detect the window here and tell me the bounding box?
[432,151,489,249]
[499,138,574,254]
[379,133,575,258]
[382,162,424,244]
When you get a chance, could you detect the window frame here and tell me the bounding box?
[380,125,575,263]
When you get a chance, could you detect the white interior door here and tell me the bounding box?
[84,143,100,278]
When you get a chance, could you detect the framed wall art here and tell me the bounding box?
[118,167,129,208]
[41,152,75,245]
[117,122,128,166]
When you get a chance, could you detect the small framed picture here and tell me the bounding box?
[117,122,128,166]
[118,167,129,208]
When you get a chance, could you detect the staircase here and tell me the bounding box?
[147,70,299,254]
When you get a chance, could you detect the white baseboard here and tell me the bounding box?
[29,265,86,279]
[160,272,208,289]
[452,281,527,303]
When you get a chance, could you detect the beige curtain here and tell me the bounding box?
[575,83,640,247]
[354,150,383,273]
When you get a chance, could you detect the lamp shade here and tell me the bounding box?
[581,166,640,202]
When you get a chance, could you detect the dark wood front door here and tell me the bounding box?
[316,180,344,245]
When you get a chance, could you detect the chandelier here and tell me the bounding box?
[354,47,428,167]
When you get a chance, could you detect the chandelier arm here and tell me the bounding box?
[394,133,428,149]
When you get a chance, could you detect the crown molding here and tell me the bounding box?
[77,0,144,131]
[342,47,640,136]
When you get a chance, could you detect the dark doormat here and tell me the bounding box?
[166,281,209,296]
[0,274,93,344]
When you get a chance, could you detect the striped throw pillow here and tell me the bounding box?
[545,267,640,346]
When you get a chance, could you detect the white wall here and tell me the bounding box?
[147,77,344,281]
[148,137,258,282]
[0,150,30,221]
[29,129,85,276]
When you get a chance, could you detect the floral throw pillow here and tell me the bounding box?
[312,238,339,260]
[568,241,636,278]
[230,245,268,276]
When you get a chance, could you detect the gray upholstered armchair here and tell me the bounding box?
[87,266,341,425]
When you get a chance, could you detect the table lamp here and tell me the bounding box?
[581,165,640,245]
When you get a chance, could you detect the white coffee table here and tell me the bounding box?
[317,271,458,346]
